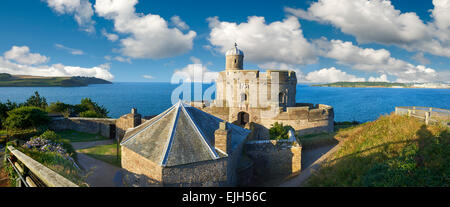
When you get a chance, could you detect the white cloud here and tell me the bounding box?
[286,0,450,58]
[412,52,430,65]
[142,75,154,80]
[94,0,196,59]
[303,67,365,83]
[45,0,95,33]
[4,46,49,65]
[315,38,441,83]
[0,46,113,80]
[55,43,84,55]
[207,16,317,65]
[114,56,131,63]
[101,28,119,42]
[173,58,218,83]
[171,15,189,30]
[368,74,388,82]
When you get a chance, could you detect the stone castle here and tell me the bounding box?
[192,43,334,140]
[49,44,334,187]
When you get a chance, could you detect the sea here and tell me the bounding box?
[0,82,449,123]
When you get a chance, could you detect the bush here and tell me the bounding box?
[269,122,294,140]
[5,106,50,130]
[40,130,75,157]
[79,110,103,118]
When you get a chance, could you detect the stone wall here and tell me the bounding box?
[121,146,163,186]
[116,111,141,141]
[49,117,116,138]
[194,103,334,140]
[244,131,302,183]
[162,158,228,187]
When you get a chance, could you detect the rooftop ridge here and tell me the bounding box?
[180,102,220,159]
[120,103,177,146]
[160,101,182,166]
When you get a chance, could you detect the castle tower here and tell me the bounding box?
[225,43,244,70]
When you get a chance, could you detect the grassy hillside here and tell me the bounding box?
[312,82,407,88]
[0,73,111,87]
[306,114,449,186]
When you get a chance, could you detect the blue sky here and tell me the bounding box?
[0,0,448,83]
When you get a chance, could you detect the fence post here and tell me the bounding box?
[408,109,411,117]
[425,112,430,125]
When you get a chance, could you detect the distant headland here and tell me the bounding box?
[312,81,450,89]
[0,73,112,87]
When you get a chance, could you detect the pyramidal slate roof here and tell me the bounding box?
[120,101,250,167]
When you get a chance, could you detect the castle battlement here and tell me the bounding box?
[194,43,334,139]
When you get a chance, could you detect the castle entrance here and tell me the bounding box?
[237,112,249,126]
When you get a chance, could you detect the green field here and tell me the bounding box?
[306,114,449,187]
[56,130,109,143]
[78,143,121,167]
[312,81,408,88]
[0,73,111,87]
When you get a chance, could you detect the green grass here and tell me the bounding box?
[306,114,450,187]
[18,147,87,186]
[78,143,121,167]
[297,133,338,149]
[56,130,109,143]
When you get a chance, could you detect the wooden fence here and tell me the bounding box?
[5,146,78,187]
[395,106,450,126]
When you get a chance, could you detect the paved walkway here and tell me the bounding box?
[279,143,341,187]
[73,140,123,187]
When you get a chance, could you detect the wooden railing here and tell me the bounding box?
[5,146,78,187]
[395,106,450,126]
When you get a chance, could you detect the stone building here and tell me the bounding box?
[192,43,334,139]
[120,101,250,186]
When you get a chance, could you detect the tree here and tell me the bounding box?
[74,98,108,118]
[25,91,48,109]
[269,122,294,140]
[5,106,50,130]
[47,101,73,117]
[0,100,20,129]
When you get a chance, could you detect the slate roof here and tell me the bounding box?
[120,101,250,167]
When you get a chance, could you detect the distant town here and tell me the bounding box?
[312,81,450,89]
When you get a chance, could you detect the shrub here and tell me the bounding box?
[269,122,294,140]
[40,130,75,157]
[5,106,50,130]
[79,110,102,118]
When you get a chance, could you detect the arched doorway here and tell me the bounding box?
[237,112,249,126]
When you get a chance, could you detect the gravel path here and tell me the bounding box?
[75,153,123,187]
[279,143,341,187]
[72,140,123,187]
[72,140,114,150]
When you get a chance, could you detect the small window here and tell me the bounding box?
[235,59,237,63]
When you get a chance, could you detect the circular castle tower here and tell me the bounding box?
[225,43,244,70]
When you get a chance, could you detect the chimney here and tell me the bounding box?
[214,121,231,154]
[131,108,141,127]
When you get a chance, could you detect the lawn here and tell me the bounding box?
[77,142,121,167]
[56,130,109,143]
[306,114,450,187]
[297,132,338,149]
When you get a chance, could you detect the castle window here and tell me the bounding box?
[241,93,248,102]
